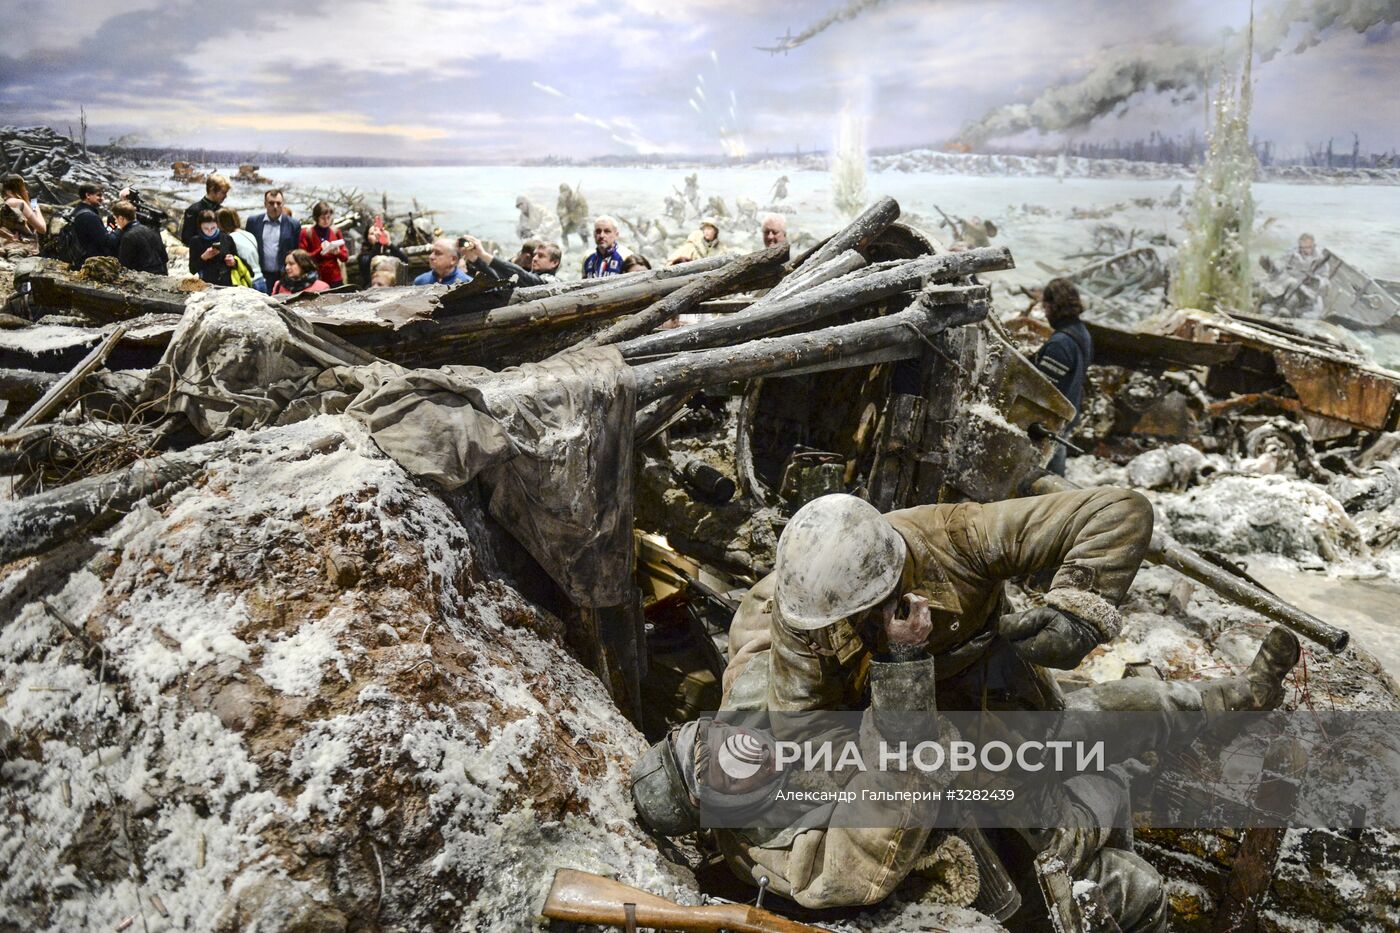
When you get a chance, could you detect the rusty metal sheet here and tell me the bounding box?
[1167,309,1400,432]
[1274,352,1398,431]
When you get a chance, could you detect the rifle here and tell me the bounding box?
[931,203,962,241]
[541,869,832,932]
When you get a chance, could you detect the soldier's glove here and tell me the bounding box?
[997,606,1099,669]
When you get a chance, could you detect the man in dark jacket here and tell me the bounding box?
[111,200,168,275]
[180,173,231,262]
[457,234,546,287]
[246,188,300,288]
[1033,277,1093,475]
[68,183,117,264]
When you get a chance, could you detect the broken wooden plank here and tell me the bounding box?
[633,392,696,443]
[1212,739,1309,933]
[763,249,868,305]
[788,195,900,274]
[11,325,127,430]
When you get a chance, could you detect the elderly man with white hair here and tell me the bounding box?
[413,237,472,286]
[582,215,629,278]
[760,213,788,248]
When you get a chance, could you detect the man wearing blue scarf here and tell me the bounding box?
[582,215,626,278]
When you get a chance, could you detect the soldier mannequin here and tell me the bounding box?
[632,493,1300,930]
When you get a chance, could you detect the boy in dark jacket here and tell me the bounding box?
[112,200,168,275]
[1033,278,1093,475]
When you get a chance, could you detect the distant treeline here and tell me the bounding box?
[90,144,464,168]
[94,135,1397,171]
[932,131,1397,170]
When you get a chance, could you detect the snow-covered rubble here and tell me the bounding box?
[1155,473,1366,564]
[1067,453,1400,930]
[0,415,689,932]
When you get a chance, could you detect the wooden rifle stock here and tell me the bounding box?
[541,869,830,932]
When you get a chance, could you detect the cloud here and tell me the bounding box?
[2,0,1398,158]
[216,112,450,141]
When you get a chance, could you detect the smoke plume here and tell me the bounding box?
[957,0,1400,146]
[785,0,897,49]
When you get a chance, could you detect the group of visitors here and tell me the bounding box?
[178,177,349,295]
[5,170,794,303]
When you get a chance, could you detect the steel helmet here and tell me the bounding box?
[774,493,906,631]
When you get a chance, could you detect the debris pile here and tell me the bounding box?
[1,193,1397,932]
[0,126,131,204]
[0,198,1023,930]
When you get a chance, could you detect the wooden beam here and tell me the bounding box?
[630,290,988,405]
[11,325,127,430]
[618,248,1011,360]
[573,244,790,349]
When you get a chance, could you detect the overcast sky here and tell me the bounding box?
[3,0,1397,161]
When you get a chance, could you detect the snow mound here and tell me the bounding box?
[1155,474,1364,562]
[0,414,687,932]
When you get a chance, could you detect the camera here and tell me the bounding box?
[124,186,170,229]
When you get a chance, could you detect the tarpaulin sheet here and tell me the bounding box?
[144,291,635,606]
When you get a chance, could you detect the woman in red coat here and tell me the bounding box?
[298,200,347,287]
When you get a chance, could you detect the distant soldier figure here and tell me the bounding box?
[681,173,700,213]
[514,195,560,243]
[734,197,759,227]
[557,183,590,247]
[663,194,687,225]
[704,195,729,220]
[956,215,997,250]
[668,218,721,265]
[1284,233,1331,319]
[770,174,789,203]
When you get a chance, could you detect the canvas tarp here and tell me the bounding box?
[142,290,636,606]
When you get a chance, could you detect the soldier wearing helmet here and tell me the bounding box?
[631,490,1300,929]
[725,489,1156,714]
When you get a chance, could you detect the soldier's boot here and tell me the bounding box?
[1200,627,1301,713]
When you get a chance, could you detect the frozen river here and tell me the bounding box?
[143,163,1400,366]
[240,164,1400,282]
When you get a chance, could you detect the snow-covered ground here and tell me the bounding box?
[0,416,692,932]
[143,165,1400,279]
[1069,454,1400,687]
